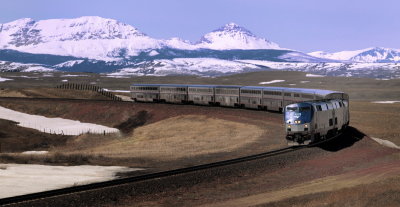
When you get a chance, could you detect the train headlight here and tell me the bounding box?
[295,120,301,124]
[304,124,308,128]
[287,125,291,128]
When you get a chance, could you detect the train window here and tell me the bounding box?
[286,107,297,111]
[316,105,322,111]
[284,93,291,97]
[302,94,314,99]
[300,107,311,112]
[329,119,333,126]
[294,94,300,97]
[335,117,338,124]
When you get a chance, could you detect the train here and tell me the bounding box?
[130,84,349,145]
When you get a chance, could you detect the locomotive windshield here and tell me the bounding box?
[285,104,313,124]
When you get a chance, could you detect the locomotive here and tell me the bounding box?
[130,84,349,145]
[284,99,349,145]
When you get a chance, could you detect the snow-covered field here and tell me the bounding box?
[306,73,325,77]
[0,106,119,135]
[371,137,400,150]
[371,101,400,104]
[21,151,49,155]
[259,80,285,84]
[108,58,260,76]
[103,88,130,93]
[0,164,139,198]
[0,77,13,82]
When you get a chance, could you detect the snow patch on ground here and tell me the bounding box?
[103,75,130,78]
[371,101,400,104]
[103,88,130,93]
[0,77,13,82]
[54,60,85,68]
[21,151,49,155]
[0,106,119,135]
[259,80,285,84]
[60,74,89,77]
[0,164,140,198]
[371,137,400,150]
[306,74,325,77]
[116,95,133,102]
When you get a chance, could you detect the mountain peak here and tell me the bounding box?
[212,22,255,37]
[196,22,279,50]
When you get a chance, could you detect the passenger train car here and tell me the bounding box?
[130,84,349,145]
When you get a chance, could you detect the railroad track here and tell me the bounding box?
[0,146,300,206]
[0,132,343,206]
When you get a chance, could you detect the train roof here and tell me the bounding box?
[214,85,242,88]
[258,86,341,95]
[132,84,188,87]
[187,85,218,88]
[131,84,348,99]
[240,86,265,90]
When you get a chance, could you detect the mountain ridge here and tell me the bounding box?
[0,17,281,60]
[0,16,399,79]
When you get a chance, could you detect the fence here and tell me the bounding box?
[17,122,119,136]
[55,83,123,101]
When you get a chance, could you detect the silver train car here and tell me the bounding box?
[284,99,349,145]
[131,84,348,110]
[130,84,349,145]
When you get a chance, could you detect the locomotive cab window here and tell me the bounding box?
[300,106,311,112]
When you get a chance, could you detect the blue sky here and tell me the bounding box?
[1,0,399,52]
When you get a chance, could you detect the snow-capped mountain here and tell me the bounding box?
[309,47,400,63]
[195,23,280,50]
[0,17,282,60]
[1,16,399,79]
[0,16,163,60]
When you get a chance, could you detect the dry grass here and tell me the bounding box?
[65,115,266,161]
[0,88,27,97]
[205,161,400,207]
[262,173,400,207]
[0,88,110,99]
[350,101,400,145]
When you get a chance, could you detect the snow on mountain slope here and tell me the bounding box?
[238,60,400,79]
[308,47,400,63]
[350,47,400,63]
[308,48,371,61]
[195,23,280,50]
[0,61,54,72]
[108,58,261,76]
[0,18,283,61]
[279,51,339,63]
[53,60,85,68]
[0,16,162,60]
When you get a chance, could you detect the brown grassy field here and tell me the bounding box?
[351,101,400,145]
[0,71,399,206]
[64,115,265,160]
